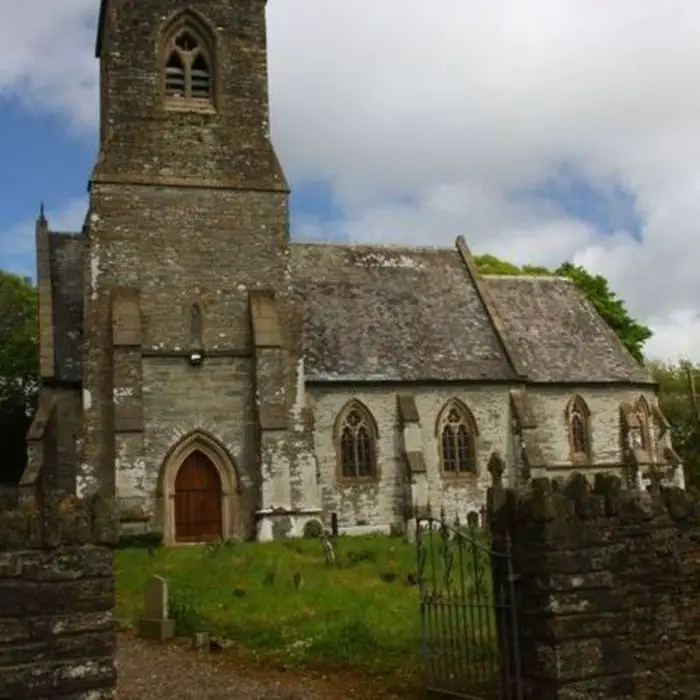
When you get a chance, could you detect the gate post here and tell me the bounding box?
[487,453,523,700]
[489,471,700,700]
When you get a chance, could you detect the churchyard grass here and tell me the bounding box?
[115,534,429,677]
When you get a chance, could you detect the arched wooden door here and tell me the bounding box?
[174,450,222,543]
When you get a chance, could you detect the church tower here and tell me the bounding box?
[81,0,315,542]
[93,0,287,190]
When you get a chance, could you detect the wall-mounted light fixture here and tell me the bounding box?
[188,349,203,366]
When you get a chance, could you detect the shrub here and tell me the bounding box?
[168,587,202,635]
[302,519,324,539]
[116,532,163,550]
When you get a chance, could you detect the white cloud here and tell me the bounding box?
[0,1,97,129]
[645,309,700,362]
[2,1,700,361]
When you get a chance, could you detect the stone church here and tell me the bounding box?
[26,0,684,544]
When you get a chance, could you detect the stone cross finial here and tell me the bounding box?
[487,451,505,488]
[647,467,663,497]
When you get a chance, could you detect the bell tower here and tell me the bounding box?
[94,0,286,190]
[80,0,304,540]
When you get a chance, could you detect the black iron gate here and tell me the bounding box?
[415,510,522,699]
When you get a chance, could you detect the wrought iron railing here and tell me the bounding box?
[416,509,522,700]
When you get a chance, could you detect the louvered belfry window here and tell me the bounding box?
[164,29,212,104]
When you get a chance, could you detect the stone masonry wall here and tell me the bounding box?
[0,490,118,699]
[309,384,514,532]
[95,0,284,190]
[490,473,700,699]
[83,0,293,510]
[132,356,257,529]
[529,386,659,472]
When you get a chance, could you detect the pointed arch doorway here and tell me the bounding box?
[158,431,239,545]
[174,450,222,542]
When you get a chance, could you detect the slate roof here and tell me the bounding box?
[483,275,653,384]
[45,234,652,386]
[49,233,84,383]
[288,242,517,382]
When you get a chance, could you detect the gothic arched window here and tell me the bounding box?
[335,401,378,480]
[566,395,591,460]
[162,13,215,105]
[437,400,478,474]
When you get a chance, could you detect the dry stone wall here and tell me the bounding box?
[0,489,118,699]
[490,473,700,700]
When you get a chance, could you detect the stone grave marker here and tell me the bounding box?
[138,575,175,641]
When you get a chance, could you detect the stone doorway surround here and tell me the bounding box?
[157,430,238,545]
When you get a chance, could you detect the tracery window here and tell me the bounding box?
[437,400,477,474]
[162,17,214,105]
[336,402,377,480]
[566,395,591,460]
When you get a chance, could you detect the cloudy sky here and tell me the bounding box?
[1,0,699,362]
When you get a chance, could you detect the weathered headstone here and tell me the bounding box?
[138,575,175,641]
[321,532,335,565]
[192,632,210,651]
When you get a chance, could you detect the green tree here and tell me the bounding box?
[0,271,38,484]
[474,255,652,362]
[649,360,700,488]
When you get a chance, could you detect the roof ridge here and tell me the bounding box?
[484,274,574,282]
[291,240,453,254]
[455,236,526,380]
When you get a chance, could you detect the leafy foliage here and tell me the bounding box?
[474,254,652,362]
[0,271,38,483]
[649,360,700,487]
[0,271,37,380]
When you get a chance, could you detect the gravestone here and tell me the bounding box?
[138,575,175,641]
[321,532,335,565]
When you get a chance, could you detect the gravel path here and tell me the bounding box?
[116,634,420,700]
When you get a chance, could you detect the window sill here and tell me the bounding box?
[441,471,478,481]
[337,477,381,486]
[164,100,217,115]
[569,452,592,466]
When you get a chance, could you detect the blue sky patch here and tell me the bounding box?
[0,95,348,273]
[509,162,643,240]
[0,98,93,234]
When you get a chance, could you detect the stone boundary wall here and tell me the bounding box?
[0,489,119,699]
[490,473,700,700]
